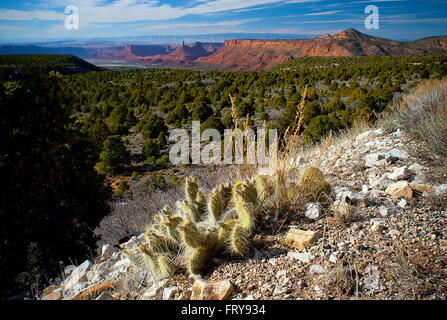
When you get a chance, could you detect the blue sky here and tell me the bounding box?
[0,0,446,43]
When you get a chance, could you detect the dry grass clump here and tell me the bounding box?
[393,77,447,168]
[376,232,447,300]
[74,282,116,300]
[226,87,336,229]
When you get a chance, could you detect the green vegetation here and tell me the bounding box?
[393,77,447,168]
[57,54,446,173]
[0,54,102,76]
[117,180,130,198]
[96,135,131,174]
[1,53,446,297]
[125,178,258,278]
[0,71,111,298]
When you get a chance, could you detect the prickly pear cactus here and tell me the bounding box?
[125,177,259,279]
[298,166,332,202]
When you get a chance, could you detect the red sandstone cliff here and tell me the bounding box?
[195,28,447,71]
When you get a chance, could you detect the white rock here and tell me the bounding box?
[408,163,424,173]
[329,253,337,264]
[305,203,322,220]
[435,184,447,196]
[314,285,323,295]
[287,251,313,263]
[242,295,255,300]
[94,260,112,275]
[86,270,95,282]
[121,236,138,250]
[365,140,387,149]
[74,260,93,272]
[90,273,105,284]
[384,148,409,160]
[101,244,119,260]
[387,166,409,181]
[391,129,403,138]
[106,270,121,281]
[398,198,407,208]
[370,218,387,233]
[64,265,76,277]
[163,286,178,300]
[372,128,383,135]
[112,258,132,273]
[275,270,287,278]
[413,172,426,184]
[356,130,373,141]
[63,260,93,291]
[362,185,369,194]
[363,265,381,292]
[309,264,326,274]
[379,206,389,217]
[370,175,394,190]
[365,153,385,167]
[142,279,168,300]
[273,285,287,295]
[268,258,278,265]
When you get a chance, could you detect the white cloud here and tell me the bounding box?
[304,10,342,16]
[0,9,64,21]
[0,0,321,24]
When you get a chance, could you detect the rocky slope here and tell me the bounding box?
[39,124,447,300]
[196,28,447,71]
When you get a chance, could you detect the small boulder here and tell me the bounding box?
[64,265,76,278]
[435,184,447,196]
[370,218,387,233]
[287,251,313,263]
[379,206,388,217]
[141,279,168,300]
[305,202,322,219]
[385,181,413,199]
[408,163,425,173]
[284,229,321,250]
[190,280,233,300]
[101,244,119,260]
[365,153,385,167]
[309,264,326,274]
[397,198,407,208]
[63,260,93,292]
[387,166,410,181]
[41,288,63,300]
[384,148,409,160]
[163,286,178,300]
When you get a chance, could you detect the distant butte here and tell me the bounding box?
[55,28,447,71]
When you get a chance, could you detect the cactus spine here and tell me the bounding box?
[126,177,259,279]
[298,166,331,202]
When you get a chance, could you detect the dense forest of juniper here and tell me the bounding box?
[0,53,446,298]
[64,54,447,172]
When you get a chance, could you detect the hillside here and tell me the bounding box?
[39,112,447,301]
[0,54,103,75]
[196,28,447,71]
